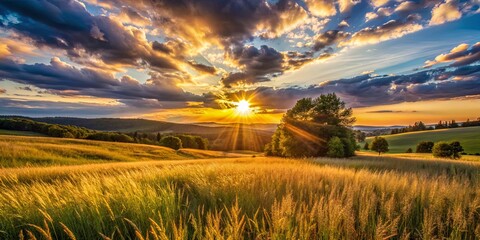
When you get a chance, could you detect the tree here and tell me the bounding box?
[363,142,369,150]
[416,141,434,153]
[266,93,356,158]
[406,148,413,153]
[327,137,345,158]
[432,142,452,158]
[449,141,463,159]
[370,137,389,155]
[160,136,182,150]
[156,132,162,142]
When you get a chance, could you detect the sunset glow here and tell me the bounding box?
[0,0,478,125]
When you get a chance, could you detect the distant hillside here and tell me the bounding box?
[1,116,275,151]
[365,126,480,154]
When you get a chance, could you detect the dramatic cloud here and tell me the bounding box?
[0,0,479,119]
[0,57,202,104]
[430,0,462,25]
[105,0,309,47]
[219,65,480,109]
[0,0,184,72]
[424,42,480,67]
[0,88,6,94]
[221,45,283,87]
[221,45,319,87]
[341,17,423,46]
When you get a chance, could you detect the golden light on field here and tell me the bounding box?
[235,100,251,115]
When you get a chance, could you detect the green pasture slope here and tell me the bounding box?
[0,129,46,136]
[366,126,480,154]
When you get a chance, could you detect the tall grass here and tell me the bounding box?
[0,136,247,168]
[1,157,480,239]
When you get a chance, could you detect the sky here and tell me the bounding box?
[0,0,479,126]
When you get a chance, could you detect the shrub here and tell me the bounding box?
[160,136,182,150]
[327,137,345,158]
[432,142,452,158]
[416,141,434,153]
[406,148,413,153]
[370,137,389,155]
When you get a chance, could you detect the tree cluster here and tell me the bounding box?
[460,118,480,127]
[0,118,209,150]
[391,121,433,134]
[265,93,357,158]
[127,132,209,150]
[0,118,94,139]
[432,141,463,159]
[435,120,459,129]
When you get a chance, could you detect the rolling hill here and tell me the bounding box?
[0,135,250,167]
[365,126,480,154]
[0,116,276,151]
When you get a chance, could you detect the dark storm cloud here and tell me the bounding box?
[217,65,480,109]
[221,45,320,87]
[221,45,284,87]
[0,58,202,103]
[80,0,307,49]
[0,0,179,71]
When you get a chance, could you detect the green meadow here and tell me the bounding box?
[1,136,480,239]
[365,126,480,154]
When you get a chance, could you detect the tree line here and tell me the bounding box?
[0,118,208,150]
[391,118,480,135]
[364,138,466,159]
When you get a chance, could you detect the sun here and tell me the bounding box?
[235,100,251,115]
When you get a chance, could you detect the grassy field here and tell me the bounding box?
[0,135,248,168]
[1,136,480,239]
[365,126,480,154]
